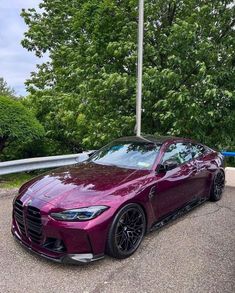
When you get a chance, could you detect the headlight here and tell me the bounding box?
[50,206,109,221]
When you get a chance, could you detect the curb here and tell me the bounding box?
[225,167,235,187]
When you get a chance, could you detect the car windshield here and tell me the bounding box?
[89,141,161,170]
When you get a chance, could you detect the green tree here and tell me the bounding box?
[23,91,85,151]
[0,95,45,155]
[0,78,15,98]
[21,0,235,150]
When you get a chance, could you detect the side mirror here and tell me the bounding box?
[157,159,179,173]
[157,164,166,173]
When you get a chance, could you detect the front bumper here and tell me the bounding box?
[12,226,104,264]
[12,197,114,264]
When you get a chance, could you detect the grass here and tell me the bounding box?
[0,172,36,189]
[225,157,235,167]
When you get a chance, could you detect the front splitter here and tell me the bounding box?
[12,230,104,265]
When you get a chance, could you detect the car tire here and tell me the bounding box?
[106,203,146,259]
[210,171,225,202]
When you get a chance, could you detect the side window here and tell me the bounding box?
[162,144,181,165]
[191,144,205,158]
[178,143,193,163]
[162,142,193,166]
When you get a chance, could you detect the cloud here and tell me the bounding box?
[0,0,41,10]
[0,0,46,96]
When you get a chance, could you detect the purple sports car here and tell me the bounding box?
[12,136,225,263]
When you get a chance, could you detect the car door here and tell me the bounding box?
[191,143,212,197]
[152,142,197,220]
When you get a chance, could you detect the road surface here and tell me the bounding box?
[0,187,234,293]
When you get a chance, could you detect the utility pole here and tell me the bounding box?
[136,0,144,137]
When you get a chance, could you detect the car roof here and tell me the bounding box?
[115,135,182,145]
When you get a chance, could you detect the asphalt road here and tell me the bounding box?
[0,187,234,293]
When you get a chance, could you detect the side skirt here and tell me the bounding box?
[150,197,207,232]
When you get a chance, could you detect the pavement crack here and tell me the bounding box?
[90,260,129,293]
[215,202,235,215]
[188,206,221,219]
[188,201,235,219]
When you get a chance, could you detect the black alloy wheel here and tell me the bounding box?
[210,171,225,201]
[107,204,146,259]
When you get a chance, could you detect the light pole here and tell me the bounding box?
[136,0,144,137]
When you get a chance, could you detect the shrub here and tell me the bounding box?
[0,95,45,160]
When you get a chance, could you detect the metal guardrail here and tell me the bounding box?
[0,152,91,176]
[0,150,234,177]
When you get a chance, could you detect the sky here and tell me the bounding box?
[0,0,45,96]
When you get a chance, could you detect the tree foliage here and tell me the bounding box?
[21,0,235,150]
[0,77,16,98]
[0,95,45,157]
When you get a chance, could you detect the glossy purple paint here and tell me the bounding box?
[12,136,224,263]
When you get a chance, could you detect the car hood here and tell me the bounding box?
[19,162,150,209]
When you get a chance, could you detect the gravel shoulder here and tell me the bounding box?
[0,187,234,293]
